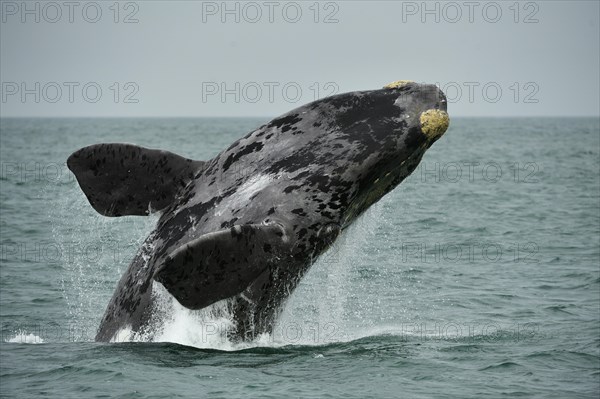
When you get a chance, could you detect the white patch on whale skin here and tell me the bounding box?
[187,215,198,232]
[214,173,274,218]
[136,233,159,278]
[393,95,417,121]
[237,173,274,200]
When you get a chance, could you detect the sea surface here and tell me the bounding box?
[0,117,598,398]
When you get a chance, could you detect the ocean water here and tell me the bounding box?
[0,117,598,398]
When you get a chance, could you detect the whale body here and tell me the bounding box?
[67,81,449,342]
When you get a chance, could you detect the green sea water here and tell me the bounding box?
[0,117,598,398]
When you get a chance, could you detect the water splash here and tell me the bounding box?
[5,331,45,344]
[274,200,390,346]
[49,180,157,340]
[111,283,274,351]
[51,171,410,349]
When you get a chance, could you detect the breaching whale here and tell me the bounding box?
[67,81,449,342]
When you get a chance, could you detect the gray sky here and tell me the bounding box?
[1,0,599,117]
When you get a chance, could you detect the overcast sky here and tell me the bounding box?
[1,0,599,117]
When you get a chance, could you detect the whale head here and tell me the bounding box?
[384,80,450,145]
[318,81,449,223]
[384,80,449,143]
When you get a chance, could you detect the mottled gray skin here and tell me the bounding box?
[68,82,448,342]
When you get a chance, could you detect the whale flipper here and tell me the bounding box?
[154,223,291,310]
[67,143,204,216]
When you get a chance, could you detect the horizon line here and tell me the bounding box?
[1,115,599,119]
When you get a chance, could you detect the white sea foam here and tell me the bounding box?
[110,325,135,343]
[150,283,239,350]
[5,331,45,344]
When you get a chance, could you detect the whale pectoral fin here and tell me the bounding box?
[67,143,205,216]
[153,223,291,310]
